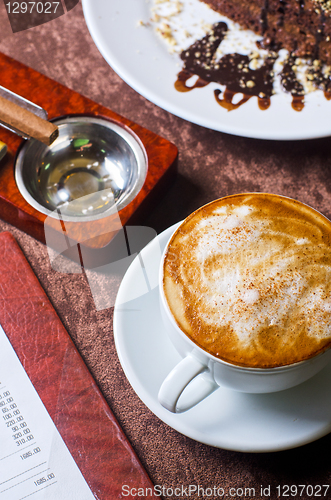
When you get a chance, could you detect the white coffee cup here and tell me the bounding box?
[158,195,331,413]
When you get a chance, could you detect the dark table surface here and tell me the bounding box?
[1,2,331,499]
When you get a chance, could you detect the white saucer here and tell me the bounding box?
[113,224,331,452]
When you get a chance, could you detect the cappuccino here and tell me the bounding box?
[163,194,331,368]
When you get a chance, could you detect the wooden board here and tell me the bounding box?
[0,53,178,264]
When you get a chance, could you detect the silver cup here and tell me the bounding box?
[15,115,147,221]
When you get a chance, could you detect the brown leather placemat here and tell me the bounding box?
[0,230,156,499]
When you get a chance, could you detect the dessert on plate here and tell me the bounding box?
[200,0,331,63]
[152,0,331,111]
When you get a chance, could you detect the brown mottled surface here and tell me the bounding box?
[1,2,331,499]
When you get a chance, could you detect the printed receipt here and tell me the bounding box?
[0,325,95,499]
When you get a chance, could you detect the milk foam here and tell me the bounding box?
[196,214,261,260]
[163,196,331,367]
[196,209,331,343]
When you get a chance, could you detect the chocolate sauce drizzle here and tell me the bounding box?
[280,54,305,111]
[174,20,331,112]
[306,59,331,97]
[277,0,287,28]
[175,22,276,111]
[260,0,269,35]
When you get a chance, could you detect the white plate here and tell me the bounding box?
[113,223,331,453]
[82,0,331,140]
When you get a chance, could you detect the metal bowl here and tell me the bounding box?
[15,116,147,221]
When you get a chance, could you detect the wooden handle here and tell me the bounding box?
[0,95,58,145]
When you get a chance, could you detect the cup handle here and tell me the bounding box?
[158,355,219,413]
